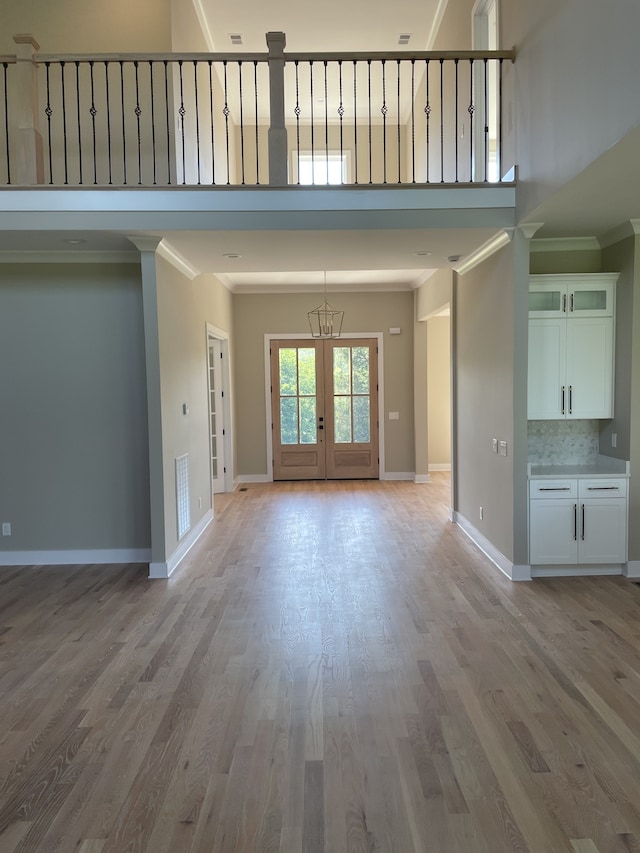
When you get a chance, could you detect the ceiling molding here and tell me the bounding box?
[453,229,513,275]
[190,0,216,51]
[231,280,415,295]
[598,219,640,249]
[530,236,600,253]
[214,273,236,292]
[518,222,544,240]
[0,250,139,264]
[426,0,450,48]
[156,240,201,280]
[127,235,163,253]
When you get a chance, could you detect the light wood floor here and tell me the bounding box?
[1,475,640,852]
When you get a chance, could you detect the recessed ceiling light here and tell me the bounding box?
[223,252,242,259]
[414,251,431,257]
[447,254,462,263]
[64,238,85,245]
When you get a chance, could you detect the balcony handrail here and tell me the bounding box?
[33,52,270,64]
[283,49,515,63]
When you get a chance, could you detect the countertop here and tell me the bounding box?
[528,455,630,479]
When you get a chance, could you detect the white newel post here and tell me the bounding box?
[12,34,44,184]
[266,31,288,187]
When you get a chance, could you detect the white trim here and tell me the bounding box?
[454,230,513,275]
[381,472,415,481]
[236,474,271,484]
[264,332,385,481]
[453,511,532,581]
[426,0,450,48]
[190,0,216,51]
[157,240,200,279]
[0,548,151,567]
[530,237,600,253]
[624,561,640,579]
[428,463,451,472]
[148,509,213,579]
[231,280,416,295]
[598,219,640,249]
[206,323,234,494]
[517,223,544,240]
[531,565,623,578]
[0,250,139,264]
[414,473,431,484]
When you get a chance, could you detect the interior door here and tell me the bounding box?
[270,338,379,481]
[207,336,226,493]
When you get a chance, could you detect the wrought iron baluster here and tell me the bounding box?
[396,59,401,183]
[149,61,157,185]
[75,62,83,184]
[381,60,387,184]
[483,57,488,182]
[323,60,328,181]
[411,59,415,184]
[89,61,97,184]
[425,59,430,183]
[254,61,259,185]
[468,58,474,182]
[223,61,230,185]
[310,62,315,184]
[454,58,459,183]
[294,61,301,185]
[498,58,503,182]
[208,61,215,185]
[2,63,10,184]
[353,60,358,185]
[178,60,186,185]
[134,60,142,185]
[439,58,444,183]
[104,62,113,185]
[194,61,201,185]
[163,61,171,184]
[367,60,372,183]
[338,61,344,182]
[45,62,53,184]
[119,61,128,185]
[239,61,245,185]
[61,62,69,185]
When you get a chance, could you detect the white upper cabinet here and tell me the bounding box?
[528,274,618,420]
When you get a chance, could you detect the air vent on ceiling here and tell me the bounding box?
[398,33,412,45]
[229,33,243,46]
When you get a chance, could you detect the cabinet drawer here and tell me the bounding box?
[530,479,577,499]
[578,479,627,499]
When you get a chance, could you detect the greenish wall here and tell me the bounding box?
[232,290,415,477]
[0,262,150,551]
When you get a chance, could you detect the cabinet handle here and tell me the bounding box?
[569,385,573,415]
[539,486,571,491]
[587,485,619,491]
[570,292,574,312]
[581,503,585,540]
[561,386,566,415]
[573,503,577,541]
[562,293,567,313]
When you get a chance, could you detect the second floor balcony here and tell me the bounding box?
[1,33,515,191]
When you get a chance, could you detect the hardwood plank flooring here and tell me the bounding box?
[1,475,640,851]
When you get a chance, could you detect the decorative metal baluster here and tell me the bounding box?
[223,61,230,185]
[425,59,430,183]
[338,61,344,182]
[239,61,245,185]
[439,58,444,182]
[483,58,488,182]
[353,60,358,185]
[75,62,83,184]
[164,61,171,184]
[178,60,186,185]
[294,61,301,185]
[454,58,459,183]
[89,61,97,184]
[2,63,10,184]
[45,62,53,184]
[61,62,69,185]
[149,61,157,185]
[367,60,372,183]
[396,59,401,183]
[498,58,503,182]
[323,60,328,181]
[208,61,215,185]
[468,58,474,182]
[381,60,387,184]
[411,59,415,184]
[134,60,142,185]
[120,61,127,185]
[254,61,259,184]
[309,62,315,184]
[104,62,113,185]
[194,61,201,185]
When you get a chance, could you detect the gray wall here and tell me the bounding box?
[0,262,150,551]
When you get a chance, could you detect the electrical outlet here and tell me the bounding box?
[2,522,11,536]
[479,506,483,521]
[611,433,617,448]
[198,497,202,509]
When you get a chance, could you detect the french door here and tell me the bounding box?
[270,339,379,480]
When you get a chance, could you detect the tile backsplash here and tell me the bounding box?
[528,420,600,466]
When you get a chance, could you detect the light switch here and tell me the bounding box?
[492,438,498,454]
[499,440,508,457]
[388,411,399,420]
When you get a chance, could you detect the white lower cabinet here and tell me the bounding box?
[529,478,627,566]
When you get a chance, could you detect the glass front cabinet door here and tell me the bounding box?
[528,274,616,319]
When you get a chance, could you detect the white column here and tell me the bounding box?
[11,34,44,184]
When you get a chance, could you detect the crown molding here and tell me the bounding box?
[598,219,640,249]
[156,240,200,280]
[518,222,544,240]
[530,236,600,253]
[453,229,514,275]
[231,280,415,295]
[0,250,139,264]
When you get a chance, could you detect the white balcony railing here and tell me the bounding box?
[0,33,515,188]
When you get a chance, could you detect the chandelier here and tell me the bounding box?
[307,272,344,338]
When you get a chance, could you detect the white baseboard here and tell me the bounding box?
[624,561,640,579]
[531,565,623,578]
[380,472,415,481]
[149,509,213,579]
[452,511,531,581]
[235,474,271,484]
[428,463,451,472]
[414,473,431,484]
[0,548,151,567]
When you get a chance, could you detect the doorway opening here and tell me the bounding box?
[268,337,380,480]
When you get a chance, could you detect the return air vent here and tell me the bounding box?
[398,33,412,45]
[175,454,191,541]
